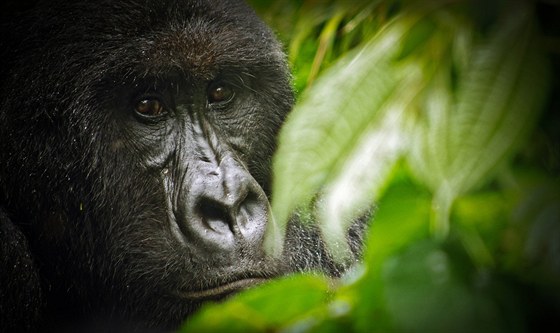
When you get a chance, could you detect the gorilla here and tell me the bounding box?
[0,0,366,331]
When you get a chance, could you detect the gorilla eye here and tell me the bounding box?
[207,83,234,105]
[135,98,165,117]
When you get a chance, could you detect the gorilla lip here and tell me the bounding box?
[180,278,267,300]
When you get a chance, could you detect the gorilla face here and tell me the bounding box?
[0,0,363,331]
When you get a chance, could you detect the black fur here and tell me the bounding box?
[0,0,366,331]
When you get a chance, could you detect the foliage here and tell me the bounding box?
[180,1,560,332]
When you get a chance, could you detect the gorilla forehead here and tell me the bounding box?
[135,20,280,77]
[30,0,284,78]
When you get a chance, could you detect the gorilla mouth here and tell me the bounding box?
[180,278,268,300]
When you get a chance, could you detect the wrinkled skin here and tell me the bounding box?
[0,0,366,331]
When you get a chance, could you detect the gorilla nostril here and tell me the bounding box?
[239,191,259,221]
[196,198,234,234]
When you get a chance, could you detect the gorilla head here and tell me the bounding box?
[0,0,365,331]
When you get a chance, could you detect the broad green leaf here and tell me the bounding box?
[318,75,417,259]
[347,179,431,333]
[233,274,330,325]
[269,12,428,256]
[382,240,507,333]
[179,302,264,333]
[449,5,549,193]
[364,178,431,270]
[180,274,330,333]
[408,3,550,237]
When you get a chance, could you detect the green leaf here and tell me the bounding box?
[346,178,432,333]
[382,240,505,333]
[317,97,412,260]
[234,274,330,325]
[449,5,549,194]
[269,12,428,256]
[180,274,330,333]
[407,3,550,237]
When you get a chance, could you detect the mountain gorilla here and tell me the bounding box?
[0,0,366,331]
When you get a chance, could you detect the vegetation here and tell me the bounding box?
[180,1,560,332]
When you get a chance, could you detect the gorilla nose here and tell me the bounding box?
[183,157,269,251]
[195,177,264,237]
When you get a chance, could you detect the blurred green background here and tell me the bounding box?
[180,1,560,332]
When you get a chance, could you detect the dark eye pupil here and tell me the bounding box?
[208,85,233,104]
[135,99,163,116]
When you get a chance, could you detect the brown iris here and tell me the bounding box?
[135,98,164,117]
[208,83,234,104]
